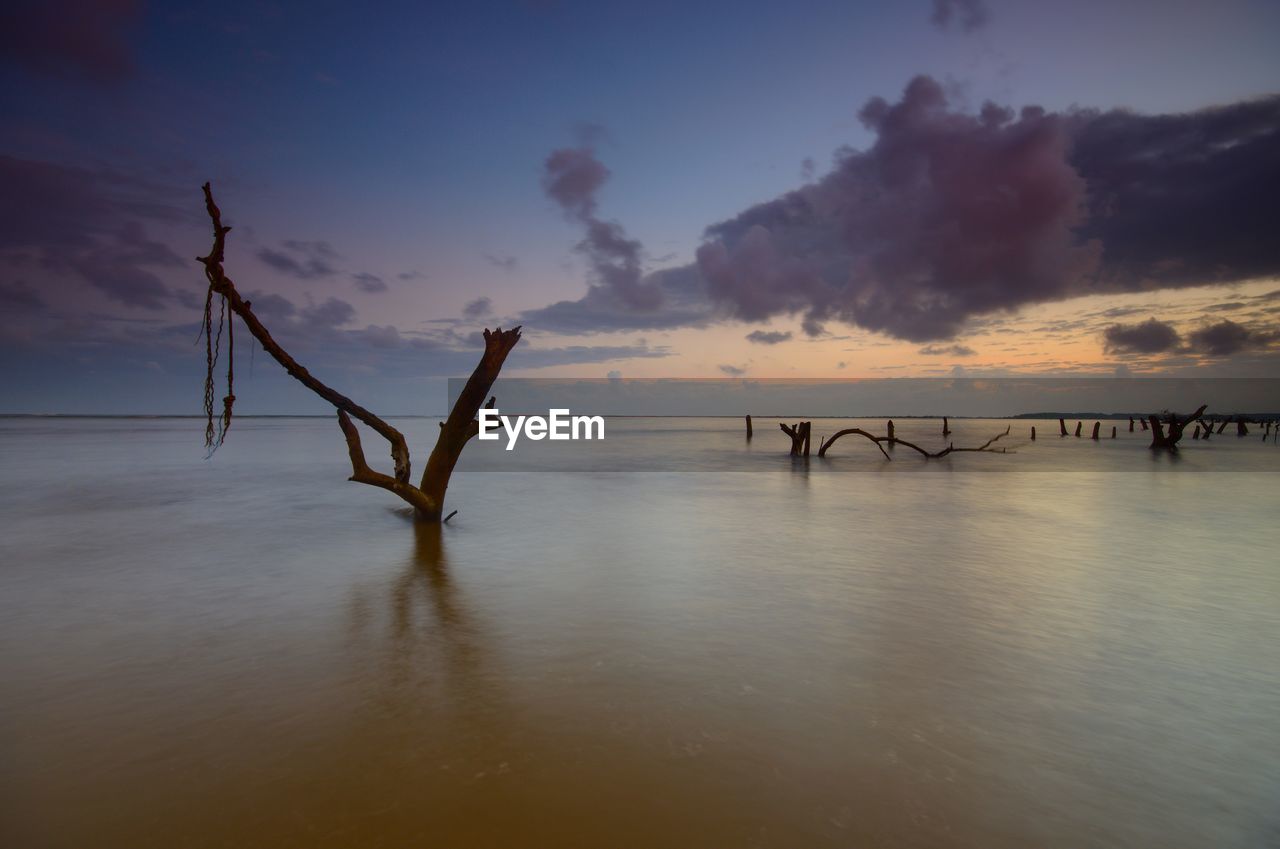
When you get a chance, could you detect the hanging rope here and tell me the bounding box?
[203,283,235,454]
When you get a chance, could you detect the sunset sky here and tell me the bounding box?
[2,0,1279,414]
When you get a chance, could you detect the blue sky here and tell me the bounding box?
[2,0,1279,413]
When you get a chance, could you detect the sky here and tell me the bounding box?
[1,0,1279,414]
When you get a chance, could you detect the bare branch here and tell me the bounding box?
[819,425,1011,459]
[198,183,413,483]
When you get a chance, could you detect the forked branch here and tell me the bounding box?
[818,424,1011,459]
[196,183,521,522]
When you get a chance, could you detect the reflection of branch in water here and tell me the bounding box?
[346,522,503,718]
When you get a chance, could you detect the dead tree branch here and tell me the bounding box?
[818,424,1011,460]
[197,183,520,522]
[1148,404,1208,450]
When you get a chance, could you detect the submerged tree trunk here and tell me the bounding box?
[196,183,521,523]
[1148,405,1208,451]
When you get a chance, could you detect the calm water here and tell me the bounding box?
[2,417,1279,848]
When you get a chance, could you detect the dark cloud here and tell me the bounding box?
[0,155,187,311]
[1188,319,1277,356]
[1071,96,1280,290]
[299,297,355,330]
[930,0,989,32]
[542,146,662,311]
[0,0,142,81]
[525,79,1280,344]
[397,270,426,281]
[257,240,338,280]
[0,281,45,312]
[718,364,747,376]
[1103,318,1180,354]
[698,76,1098,341]
[919,343,976,356]
[352,272,387,293]
[462,296,492,318]
[543,147,610,219]
[483,252,518,271]
[521,265,711,333]
[359,324,402,349]
[745,330,793,345]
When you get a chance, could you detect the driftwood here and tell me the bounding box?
[1129,417,1135,432]
[1148,405,1208,451]
[197,183,520,522]
[818,424,1011,460]
[779,421,811,456]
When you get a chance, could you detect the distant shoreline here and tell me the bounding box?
[4,413,1277,421]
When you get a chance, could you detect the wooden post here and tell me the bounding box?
[1031,426,1036,440]
[745,414,753,439]
[1059,418,1068,437]
[1091,422,1100,440]
[1129,417,1135,432]
[1111,426,1117,439]
[802,421,811,457]
[887,419,895,444]
[1075,421,1082,437]
[942,417,951,436]
[1237,419,1249,436]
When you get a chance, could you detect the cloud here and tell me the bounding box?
[543,147,610,218]
[919,343,976,356]
[256,240,338,280]
[719,364,746,376]
[360,324,402,348]
[299,297,356,330]
[1102,318,1180,354]
[930,0,989,32]
[483,252,518,271]
[0,154,188,312]
[0,0,143,81]
[352,272,387,293]
[745,330,793,345]
[1187,319,1277,356]
[542,145,662,311]
[1071,96,1280,290]
[521,263,711,333]
[0,281,44,312]
[698,76,1099,341]
[522,79,1280,344]
[462,296,492,318]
